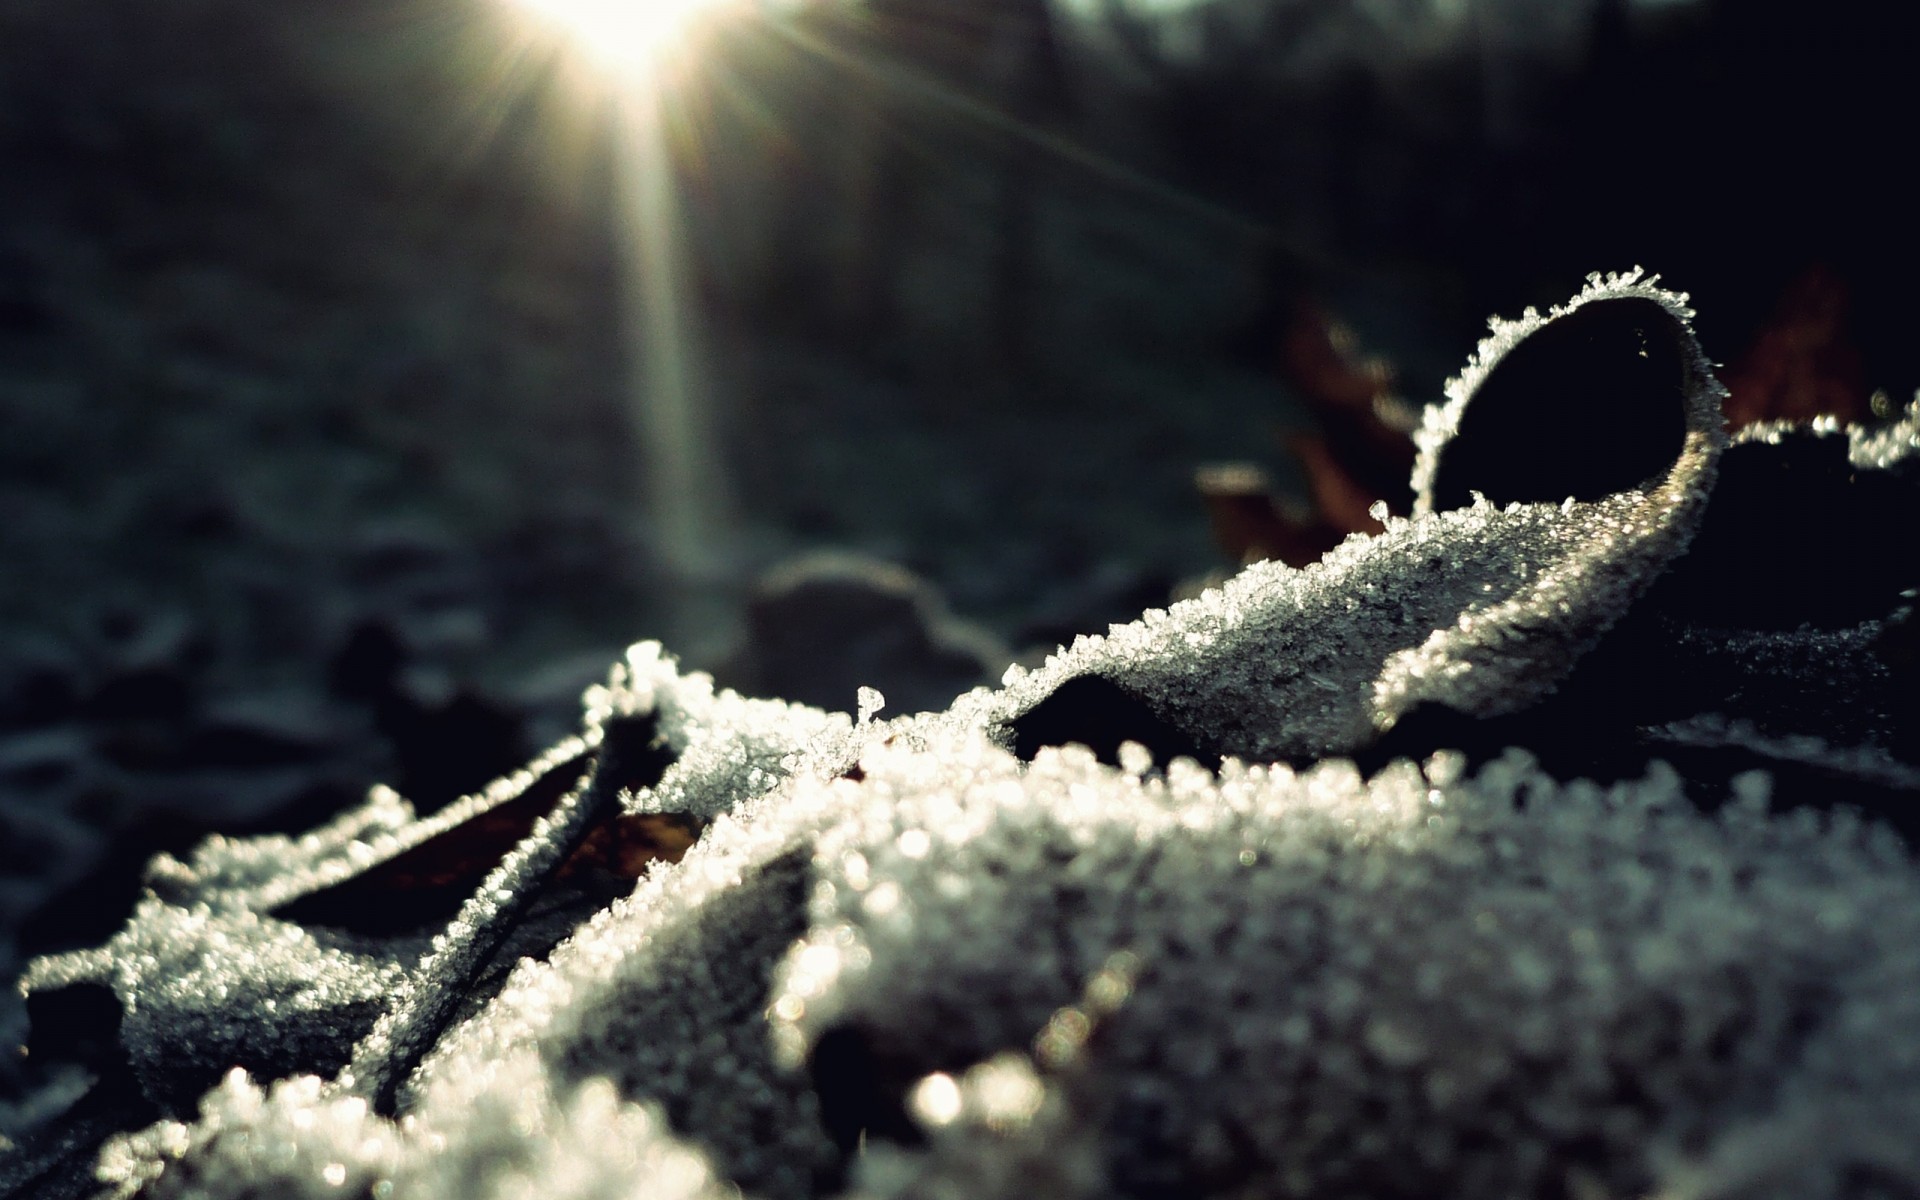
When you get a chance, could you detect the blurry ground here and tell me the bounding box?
[1,0,1915,1071]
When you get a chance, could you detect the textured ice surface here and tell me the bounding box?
[7,272,1919,1199]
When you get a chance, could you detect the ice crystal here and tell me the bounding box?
[7,273,1918,1200]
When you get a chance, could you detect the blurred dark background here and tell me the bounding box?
[0,0,1914,1070]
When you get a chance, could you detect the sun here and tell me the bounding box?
[508,0,738,77]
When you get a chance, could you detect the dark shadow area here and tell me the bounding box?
[1357,593,1919,846]
[808,1023,928,1161]
[20,985,123,1083]
[0,1062,156,1200]
[1427,297,1690,511]
[274,748,595,937]
[1644,431,1920,630]
[1009,673,1217,770]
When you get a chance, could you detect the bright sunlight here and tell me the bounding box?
[508,0,738,76]
[498,0,752,636]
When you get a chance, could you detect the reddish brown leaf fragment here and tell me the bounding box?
[561,812,705,881]
[1286,432,1390,539]
[1200,297,1419,569]
[1279,299,1397,418]
[1720,262,1870,429]
[275,752,595,936]
[1196,463,1342,568]
[272,713,689,939]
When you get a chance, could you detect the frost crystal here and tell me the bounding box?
[6,273,1918,1200]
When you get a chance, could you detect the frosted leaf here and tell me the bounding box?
[1648,713,1920,791]
[986,272,1729,765]
[759,739,1920,1200]
[8,274,1919,1200]
[91,1058,730,1200]
[1412,268,1719,516]
[610,644,852,821]
[21,893,413,1112]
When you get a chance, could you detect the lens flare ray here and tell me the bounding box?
[499,0,743,607]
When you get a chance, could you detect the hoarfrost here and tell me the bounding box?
[7,272,1919,1200]
[94,1058,728,1200]
[985,269,1727,762]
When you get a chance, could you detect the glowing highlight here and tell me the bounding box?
[509,0,734,75]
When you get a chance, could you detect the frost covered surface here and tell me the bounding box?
[613,641,852,822]
[980,270,1729,763]
[7,272,1920,1199]
[95,1059,728,1200]
[789,744,1920,1200]
[44,726,1920,1200]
